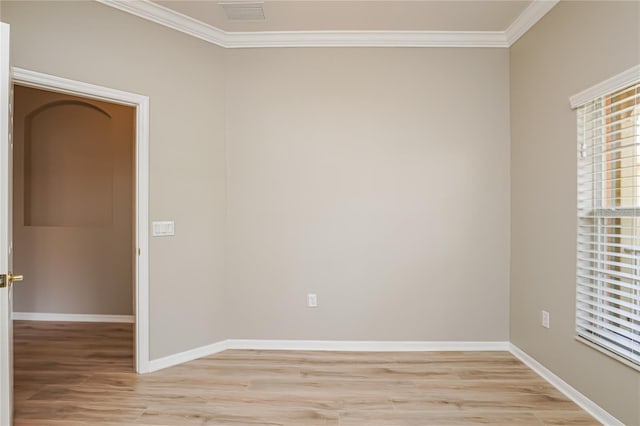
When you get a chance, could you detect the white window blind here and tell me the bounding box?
[576,80,640,367]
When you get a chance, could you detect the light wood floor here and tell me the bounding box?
[12,321,598,425]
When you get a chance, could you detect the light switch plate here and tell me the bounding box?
[307,293,318,308]
[541,310,550,328]
[152,221,175,237]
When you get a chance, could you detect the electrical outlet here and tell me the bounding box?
[541,310,550,328]
[307,293,318,308]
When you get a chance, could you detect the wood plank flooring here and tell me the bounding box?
[12,321,598,425]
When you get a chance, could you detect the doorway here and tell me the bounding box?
[11,68,150,373]
[13,85,135,332]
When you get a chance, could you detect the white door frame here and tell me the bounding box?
[11,68,151,374]
[0,22,13,426]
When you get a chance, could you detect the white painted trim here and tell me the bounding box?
[12,312,134,323]
[12,68,148,108]
[97,0,229,47]
[0,22,12,426]
[504,0,559,46]
[147,339,509,372]
[11,68,151,374]
[569,64,640,109]
[148,340,229,372]
[135,88,151,375]
[97,0,559,48]
[510,344,623,426]
[97,0,511,48]
[226,339,510,352]
[220,30,508,49]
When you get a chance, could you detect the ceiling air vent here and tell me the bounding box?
[218,2,265,21]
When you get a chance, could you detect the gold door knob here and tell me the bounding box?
[0,273,23,288]
[8,273,23,283]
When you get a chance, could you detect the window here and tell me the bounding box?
[574,72,640,368]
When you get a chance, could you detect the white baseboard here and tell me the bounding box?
[148,340,229,372]
[509,344,623,426]
[146,339,508,373]
[226,339,510,352]
[12,312,135,323]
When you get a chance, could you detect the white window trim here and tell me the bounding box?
[571,66,640,369]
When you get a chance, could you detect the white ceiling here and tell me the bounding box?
[98,0,559,48]
[154,1,532,32]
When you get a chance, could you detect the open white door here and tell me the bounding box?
[0,22,17,426]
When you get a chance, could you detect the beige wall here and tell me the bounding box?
[509,1,640,424]
[1,1,228,359]
[12,85,134,316]
[225,48,511,340]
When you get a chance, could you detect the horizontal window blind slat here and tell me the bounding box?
[578,228,639,238]
[578,232,640,241]
[577,223,639,231]
[577,257,637,270]
[576,330,640,363]
[583,118,640,137]
[577,326,640,355]
[577,248,638,261]
[577,322,640,350]
[577,287,640,312]
[578,174,640,186]
[583,90,639,112]
[577,207,640,214]
[578,143,640,160]
[583,92,640,116]
[577,300,640,323]
[576,240,640,252]
[577,271,640,292]
[577,266,639,281]
[577,282,640,301]
[577,278,640,296]
[576,311,640,337]
[581,132,638,148]
[576,234,640,241]
[578,261,639,272]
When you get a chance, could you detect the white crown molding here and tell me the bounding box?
[504,0,559,46]
[12,312,135,323]
[569,64,640,108]
[221,30,508,48]
[510,344,623,426]
[96,0,229,46]
[96,0,554,48]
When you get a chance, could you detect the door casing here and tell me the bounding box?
[12,68,151,374]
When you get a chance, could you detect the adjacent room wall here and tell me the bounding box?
[1,0,228,359]
[12,85,134,316]
[225,48,511,341]
[509,1,640,424]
